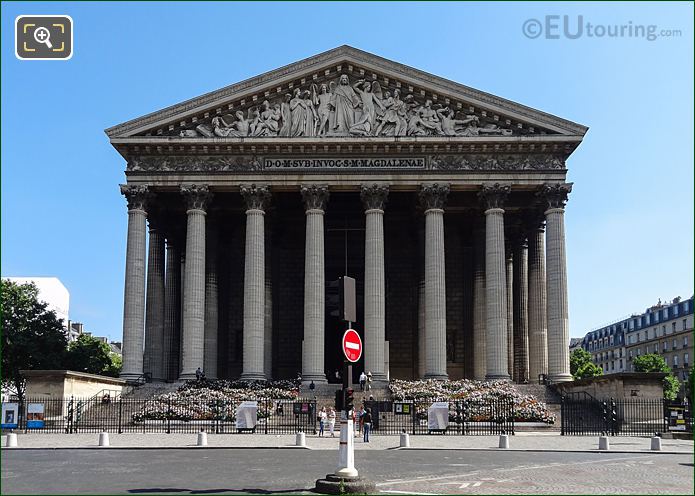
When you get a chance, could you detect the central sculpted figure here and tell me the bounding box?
[330,74,359,135]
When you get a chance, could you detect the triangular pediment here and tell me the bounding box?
[105,46,587,141]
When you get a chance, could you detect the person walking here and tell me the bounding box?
[318,407,327,437]
[362,408,373,442]
[359,371,367,391]
[366,371,373,391]
[328,407,336,437]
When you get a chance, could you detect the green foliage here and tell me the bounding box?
[686,367,695,403]
[66,334,121,377]
[1,279,68,401]
[632,353,670,373]
[570,348,602,380]
[632,353,680,400]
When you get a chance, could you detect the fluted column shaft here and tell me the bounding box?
[513,241,529,383]
[240,184,270,381]
[144,228,165,381]
[204,223,218,379]
[472,229,486,380]
[417,279,426,378]
[528,227,548,380]
[179,185,210,380]
[546,207,572,382]
[505,251,514,380]
[301,185,329,383]
[120,185,149,381]
[264,222,273,380]
[362,184,389,382]
[163,241,181,381]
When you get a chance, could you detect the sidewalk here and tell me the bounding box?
[3,432,693,453]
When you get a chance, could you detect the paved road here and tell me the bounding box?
[2,449,693,494]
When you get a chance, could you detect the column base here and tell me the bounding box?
[240,372,267,382]
[424,373,449,381]
[485,374,511,381]
[549,373,573,383]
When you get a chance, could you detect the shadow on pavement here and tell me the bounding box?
[128,489,309,494]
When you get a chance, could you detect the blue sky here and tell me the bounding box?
[2,1,693,341]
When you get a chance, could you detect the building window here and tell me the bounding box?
[683,319,688,331]
[664,356,668,366]
[673,338,677,350]
[685,353,689,367]
[629,350,633,359]
[619,359,623,369]
[637,348,641,356]
[684,336,689,348]
[662,325,666,335]
[654,345,659,354]
[611,361,615,371]
[663,341,668,352]
[674,355,679,367]
[672,322,677,333]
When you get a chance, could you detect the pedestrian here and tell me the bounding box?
[309,380,316,392]
[328,407,336,437]
[334,368,341,383]
[362,408,373,442]
[318,407,327,437]
[195,367,202,381]
[366,371,372,391]
[359,371,367,391]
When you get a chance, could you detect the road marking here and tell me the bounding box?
[380,491,438,495]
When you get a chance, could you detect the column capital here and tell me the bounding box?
[181,184,212,211]
[361,183,389,211]
[301,184,329,211]
[418,183,450,211]
[478,182,511,210]
[240,184,271,211]
[120,184,152,212]
[537,182,572,210]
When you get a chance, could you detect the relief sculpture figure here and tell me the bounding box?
[330,74,360,135]
[349,80,384,136]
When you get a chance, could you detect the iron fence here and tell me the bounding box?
[560,393,691,436]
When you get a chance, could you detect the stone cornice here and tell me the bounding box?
[105,46,588,139]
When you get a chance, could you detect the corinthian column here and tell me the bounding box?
[540,183,573,383]
[513,234,529,383]
[240,184,271,381]
[479,183,511,381]
[473,227,486,380]
[527,216,548,381]
[144,216,165,381]
[204,220,219,379]
[505,246,514,380]
[301,185,329,384]
[179,184,212,380]
[419,183,449,380]
[119,185,151,381]
[361,183,389,383]
[163,239,181,381]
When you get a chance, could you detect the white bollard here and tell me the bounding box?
[197,431,208,447]
[98,431,110,447]
[400,432,410,448]
[650,436,662,451]
[335,418,358,478]
[6,433,18,448]
[598,435,609,450]
[295,431,306,447]
[498,434,509,449]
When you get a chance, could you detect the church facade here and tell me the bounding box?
[106,46,587,385]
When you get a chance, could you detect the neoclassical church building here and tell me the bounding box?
[106,46,586,385]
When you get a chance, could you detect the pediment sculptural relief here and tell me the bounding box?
[181,74,516,139]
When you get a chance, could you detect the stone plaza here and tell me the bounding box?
[106,46,587,385]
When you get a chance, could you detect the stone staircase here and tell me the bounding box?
[121,381,183,399]
[299,382,392,411]
[513,383,563,431]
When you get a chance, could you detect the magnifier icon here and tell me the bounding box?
[33,27,53,49]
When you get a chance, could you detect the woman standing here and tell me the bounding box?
[328,408,337,437]
[318,407,327,437]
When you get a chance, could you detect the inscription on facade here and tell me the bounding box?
[264,157,426,169]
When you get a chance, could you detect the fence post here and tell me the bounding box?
[411,400,416,435]
[610,398,617,436]
[560,396,565,436]
[118,398,123,434]
[264,398,268,435]
[166,397,171,434]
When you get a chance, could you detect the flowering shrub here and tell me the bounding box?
[132,379,300,423]
[389,379,556,424]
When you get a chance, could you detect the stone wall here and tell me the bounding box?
[554,372,666,399]
[21,370,128,398]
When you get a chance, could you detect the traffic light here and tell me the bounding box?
[335,390,344,411]
[345,388,354,413]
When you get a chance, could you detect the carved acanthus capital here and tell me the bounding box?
[538,183,572,210]
[120,184,152,212]
[418,183,450,211]
[301,185,330,211]
[180,184,212,211]
[240,184,271,211]
[360,184,389,211]
[478,182,511,210]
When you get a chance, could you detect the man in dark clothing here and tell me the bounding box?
[362,409,372,442]
[195,367,202,381]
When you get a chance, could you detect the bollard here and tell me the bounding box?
[598,435,609,451]
[498,434,509,449]
[6,433,18,448]
[197,430,208,447]
[98,431,110,447]
[399,432,410,448]
[650,436,662,451]
[295,431,306,447]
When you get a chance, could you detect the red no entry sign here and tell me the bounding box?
[342,329,362,362]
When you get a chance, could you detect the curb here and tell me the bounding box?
[1,445,312,451]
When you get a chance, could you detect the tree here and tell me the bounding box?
[570,348,603,380]
[632,353,680,401]
[1,279,68,402]
[65,334,121,377]
[686,367,695,403]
